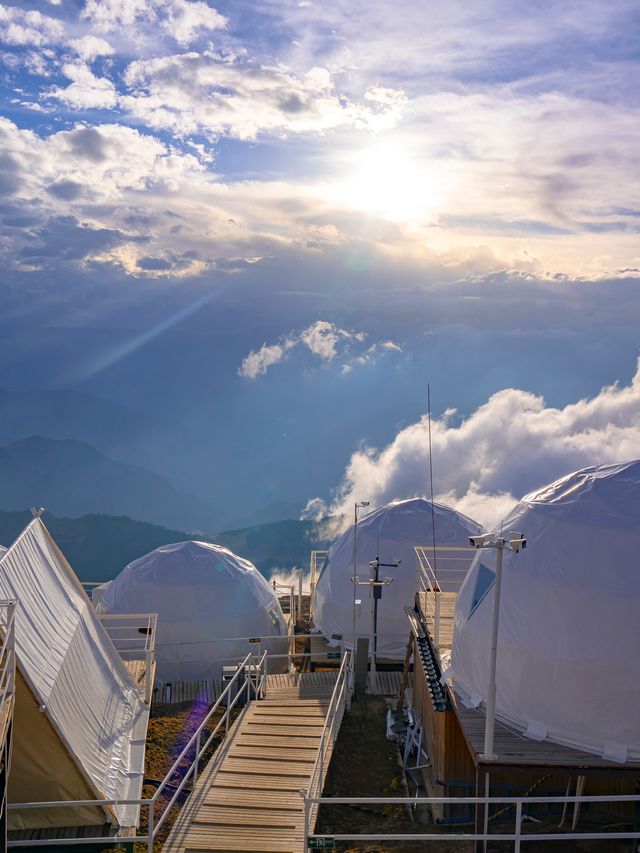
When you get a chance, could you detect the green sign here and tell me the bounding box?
[326,652,341,660]
[248,637,261,644]
[308,837,335,849]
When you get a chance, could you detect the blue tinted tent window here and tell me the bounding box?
[469,562,495,616]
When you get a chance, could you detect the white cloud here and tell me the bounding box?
[238,320,401,379]
[53,63,118,109]
[324,360,640,529]
[0,5,64,46]
[238,341,289,379]
[81,0,227,45]
[69,35,115,62]
[299,319,349,360]
[163,0,226,46]
[121,54,406,140]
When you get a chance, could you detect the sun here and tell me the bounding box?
[335,140,445,225]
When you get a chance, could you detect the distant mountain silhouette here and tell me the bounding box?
[0,436,215,530]
[0,510,330,583]
[224,500,303,531]
[215,518,329,576]
[0,386,147,453]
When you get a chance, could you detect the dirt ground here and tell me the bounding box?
[315,696,639,853]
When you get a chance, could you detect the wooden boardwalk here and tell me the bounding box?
[164,672,343,853]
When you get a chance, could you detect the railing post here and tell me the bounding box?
[514,799,523,853]
[298,569,303,622]
[193,730,201,788]
[147,797,154,853]
[145,646,152,704]
[434,591,441,650]
[301,789,309,852]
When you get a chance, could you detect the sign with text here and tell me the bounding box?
[308,837,336,849]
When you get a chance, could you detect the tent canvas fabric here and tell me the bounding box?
[450,460,640,763]
[95,540,289,681]
[0,519,149,829]
[313,498,483,659]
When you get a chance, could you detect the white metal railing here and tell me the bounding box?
[97,612,157,703]
[302,793,640,851]
[309,550,328,613]
[302,650,352,832]
[0,601,16,717]
[415,545,475,652]
[8,650,268,850]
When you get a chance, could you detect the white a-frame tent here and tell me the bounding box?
[0,519,150,830]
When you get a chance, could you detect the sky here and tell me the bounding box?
[0,0,639,530]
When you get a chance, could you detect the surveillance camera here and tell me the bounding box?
[508,534,527,552]
[469,533,494,548]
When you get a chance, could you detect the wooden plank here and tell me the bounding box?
[213,772,310,790]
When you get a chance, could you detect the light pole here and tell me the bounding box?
[469,532,526,760]
[351,502,370,657]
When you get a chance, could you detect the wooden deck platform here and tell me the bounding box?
[164,672,343,853]
[453,691,640,772]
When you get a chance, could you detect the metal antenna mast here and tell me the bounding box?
[427,384,438,582]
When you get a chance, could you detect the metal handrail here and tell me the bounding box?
[8,649,268,851]
[303,650,352,833]
[97,612,157,703]
[303,793,640,851]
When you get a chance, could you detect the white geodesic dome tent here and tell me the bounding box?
[313,498,483,659]
[450,460,640,763]
[96,540,289,681]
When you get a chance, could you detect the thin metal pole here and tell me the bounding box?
[515,799,523,853]
[352,503,358,656]
[298,569,303,622]
[481,543,504,760]
[147,798,154,853]
[427,383,438,583]
[302,790,310,851]
[369,557,377,694]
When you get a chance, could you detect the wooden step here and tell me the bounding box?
[237,734,324,749]
[212,772,310,790]
[229,745,318,761]
[204,790,304,810]
[193,806,300,828]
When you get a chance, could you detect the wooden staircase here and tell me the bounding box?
[164,672,344,853]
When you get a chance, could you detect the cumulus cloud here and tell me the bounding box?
[81,0,227,45]
[53,63,118,109]
[69,35,115,62]
[238,320,401,379]
[237,341,292,380]
[121,55,405,140]
[162,0,227,46]
[0,5,63,46]
[323,361,640,529]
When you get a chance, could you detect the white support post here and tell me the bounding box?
[298,569,303,622]
[369,565,377,694]
[147,798,154,853]
[193,730,201,788]
[514,799,523,853]
[434,591,441,651]
[481,543,504,760]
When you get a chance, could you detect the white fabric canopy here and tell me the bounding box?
[96,540,289,681]
[1,519,148,828]
[314,498,483,659]
[451,460,640,763]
